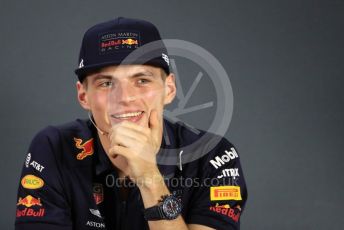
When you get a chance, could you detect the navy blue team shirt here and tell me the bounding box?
[15,118,247,230]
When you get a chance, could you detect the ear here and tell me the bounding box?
[163,73,177,105]
[76,81,91,110]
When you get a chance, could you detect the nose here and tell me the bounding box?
[109,82,136,104]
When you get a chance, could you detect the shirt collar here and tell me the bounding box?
[86,120,113,176]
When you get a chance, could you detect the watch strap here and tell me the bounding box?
[143,205,165,221]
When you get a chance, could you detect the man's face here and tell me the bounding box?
[77,64,176,133]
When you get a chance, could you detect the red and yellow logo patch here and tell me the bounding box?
[210,186,242,201]
[17,195,42,207]
[21,175,44,189]
[74,138,94,160]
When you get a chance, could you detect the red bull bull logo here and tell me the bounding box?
[74,138,94,160]
[122,38,138,45]
[17,195,42,207]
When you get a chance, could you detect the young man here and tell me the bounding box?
[15,17,247,230]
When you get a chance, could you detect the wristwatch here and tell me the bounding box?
[143,194,182,220]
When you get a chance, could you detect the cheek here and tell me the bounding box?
[144,90,158,99]
[89,91,112,127]
[139,89,165,127]
[142,88,165,106]
[88,91,109,117]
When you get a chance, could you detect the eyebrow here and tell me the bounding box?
[130,70,155,78]
[91,74,113,83]
[94,70,155,80]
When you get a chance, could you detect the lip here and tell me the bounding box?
[112,110,143,116]
[110,110,145,123]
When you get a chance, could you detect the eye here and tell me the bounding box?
[99,80,113,88]
[137,78,150,85]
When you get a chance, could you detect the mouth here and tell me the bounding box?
[110,111,144,122]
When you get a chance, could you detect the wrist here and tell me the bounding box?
[136,169,165,190]
[138,173,170,208]
[143,194,183,221]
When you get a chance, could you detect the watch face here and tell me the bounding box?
[162,196,182,220]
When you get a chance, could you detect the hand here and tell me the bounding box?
[108,110,163,188]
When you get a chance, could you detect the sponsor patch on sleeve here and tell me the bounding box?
[210,186,242,201]
[21,175,44,189]
[74,137,94,160]
[16,195,45,218]
[17,195,42,208]
[209,203,241,222]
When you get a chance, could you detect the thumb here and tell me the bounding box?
[149,109,160,136]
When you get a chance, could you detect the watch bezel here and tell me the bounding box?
[161,195,182,220]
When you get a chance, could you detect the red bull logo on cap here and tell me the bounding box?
[74,138,94,160]
[101,39,122,48]
[17,195,42,208]
[99,31,140,54]
[122,38,138,45]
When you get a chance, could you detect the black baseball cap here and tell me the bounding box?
[75,17,170,82]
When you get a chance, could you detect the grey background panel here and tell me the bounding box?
[1,0,343,229]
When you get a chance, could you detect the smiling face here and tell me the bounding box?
[77,64,176,134]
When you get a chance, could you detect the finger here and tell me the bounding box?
[116,126,149,143]
[109,128,131,148]
[110,132,139,148]
[109,145,132,160]
[110,125,148,145]
[113,121,149,136]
